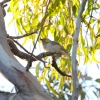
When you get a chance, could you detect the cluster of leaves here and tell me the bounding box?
[8,0,100,99]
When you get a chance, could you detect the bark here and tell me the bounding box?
[0,5,53,100]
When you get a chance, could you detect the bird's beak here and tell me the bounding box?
[40,38,43,40]
[39,38,44,43]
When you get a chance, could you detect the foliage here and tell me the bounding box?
[7,0,100,99]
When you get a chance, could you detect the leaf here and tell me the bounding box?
[87,0,92,14]
[35,62,41,77]
[60,12,65,26]
[59,76,65,90]
[45,78,59,95]
[81,75,92,80]
[61,0,65,4]
[55,71,58,80]
[83,19,95,45]
[22,37,28,46]
[84,0,92,17]
[93,91,98,98]
[72,5,77,17]
[96,78,100,83]
[16,18,23,34]
[64,25,69,35]
[91,51,100,63]
[8,17,15,26]
[95,43,100,49]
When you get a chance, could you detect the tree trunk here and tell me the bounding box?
[0,5,53,100]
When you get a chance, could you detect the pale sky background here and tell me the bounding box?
[0,1,100,100]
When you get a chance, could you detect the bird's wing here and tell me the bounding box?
[49,41,67,52]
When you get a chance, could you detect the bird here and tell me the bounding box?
[40,38,71,59]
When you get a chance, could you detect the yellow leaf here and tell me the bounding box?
[45,78,59,95]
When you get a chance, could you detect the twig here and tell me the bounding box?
[7,30,38,39]
[32,0,50,52]
[52,56,72,77]
[72,0,87,100]
[26,0,51,71]
[11,39,32,55]
[96,34,100,38]
[85,1,94,46]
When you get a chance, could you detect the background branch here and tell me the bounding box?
[52,56,72,77]
[7,30,37,39]
[72,0,87,100]
[26,0,51,71]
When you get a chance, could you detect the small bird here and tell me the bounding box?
[40,38,71,59]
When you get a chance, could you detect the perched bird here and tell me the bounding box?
[40,38,71,59]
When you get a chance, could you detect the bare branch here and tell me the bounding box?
[32,0,50,51]
[72,0,87,100]
[26,0,51,71]
[7,30,38,39]
[52,56,72,77]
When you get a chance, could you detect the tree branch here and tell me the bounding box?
[26,0,51,71]
[72,0,87,100]
[7,38,55,62]
[52,56,72,77]
[8,38,71,77]
[7,30,38,39]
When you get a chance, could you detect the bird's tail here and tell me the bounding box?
[63,53,71,60]
[63,53,79,65]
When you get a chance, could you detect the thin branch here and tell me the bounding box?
[32,0,50,52]
[95,34,100,38]
[72,0,87,100]
[85,0,94,47]
[11,39,32,55]
[7,30,38,39]
[26,0,51,71]
[52,56,72,77]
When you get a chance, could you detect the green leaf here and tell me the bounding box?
[95,43,100,49]
[55,71,58,80]
[64,25,69,35]
[45,78,59,95]
[59,76,65,90]
[83,19,95,45]
[96,78,100,83]
[16,18,23,34]
[72,5,77,17]
[60,12,65,26]
[35,62,41,77]
[93,91,98,98]
[61,0,65,4]
[84,0,92,17]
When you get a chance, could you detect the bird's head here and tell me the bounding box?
[40,38,51,43]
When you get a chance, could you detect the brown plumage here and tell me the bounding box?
[41,38,71,59]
